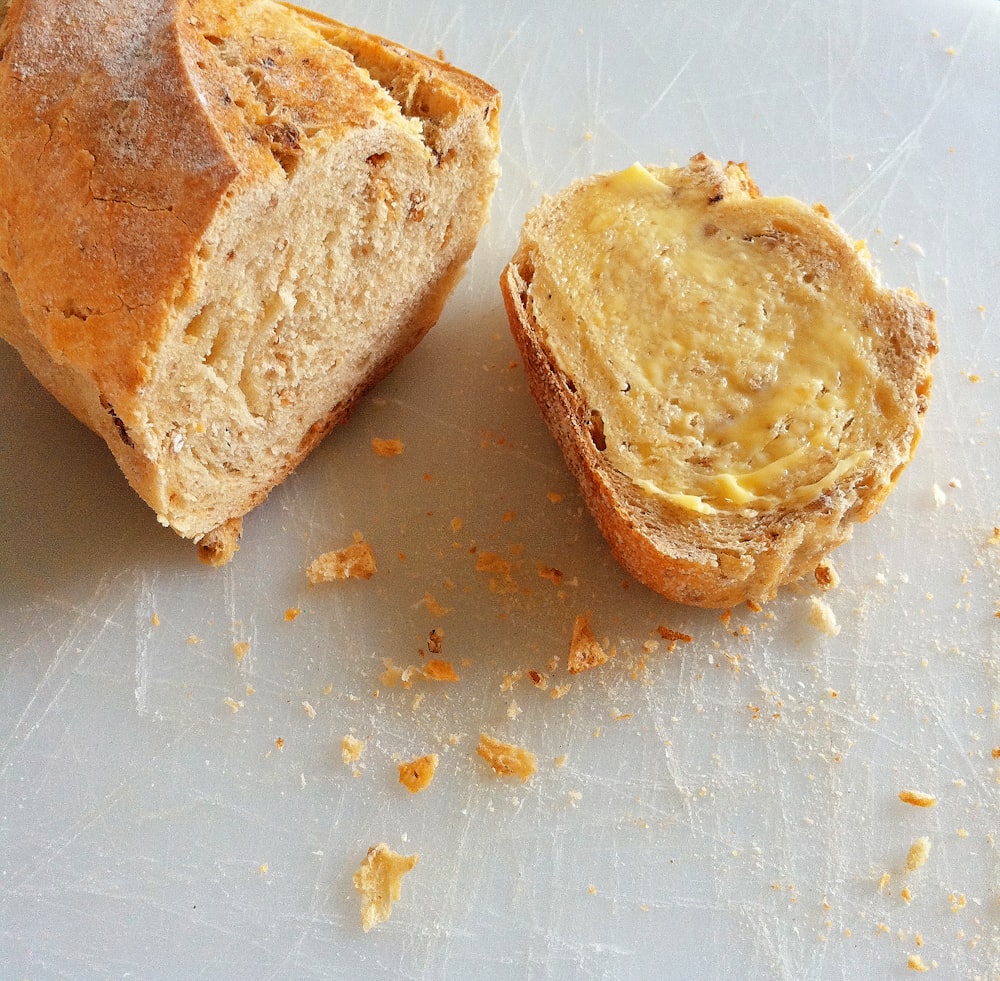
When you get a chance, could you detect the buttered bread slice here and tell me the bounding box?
[501,154,937,607]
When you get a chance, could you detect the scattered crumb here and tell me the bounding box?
[233,641,250,662]
[302,701,317,720]
[476,733,537,783]
[259,863,268,876]
[906,836,932,873]
[506,699,521,720]
[371,437,404,457]
[223,697,243,714]
[899,789,937,808]
[538,565,564,585]
[907,953,930,973]
[901,886,912,903]
[878,872,891,894]
[547,490,564,504]
[341,735,365,765]
[814,558,840,590]
[426,628,444,655]
[353,843,419,932]
[151,612,160,627]
[554,754,568,768]
[398,753,438,794]
[567,614,611,674]
[275,737,285,751]
[307,533,377,582]
[284,607,302,621]
[932,483,947,508]
[807,596,841,636]
[422,659,459,682]
[550,683,572,699]
[656,624,693,652]
[422,593,451,616]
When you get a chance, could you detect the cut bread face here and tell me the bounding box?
[0,0,500,553]
[502,154,937,608]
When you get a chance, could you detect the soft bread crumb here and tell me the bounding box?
[807,596,841,636]
[353,843,419,932]
[307,533,376,582]
[398,753,438,793]
[907,953,930,972]
[905,836,932,872]
[567,614,611,674]
[341,735,365,765]
[197,517,243,566]
[422,659,459,682]
[899,789,937,808]
[476,733,537,782]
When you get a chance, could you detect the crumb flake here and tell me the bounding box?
[907,953,930,973]
[476,733,537,782]
[807,596,841,636]
[341,735,365,765]
[398,753,438,793]
[307,534,377,583]
[353,843,419,932]
[899,789,937,808]
[905,836,932,872]
[371,437,404,457]
[814,558,840,590]
[567,614,611,674]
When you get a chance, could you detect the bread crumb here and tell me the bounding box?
[476,733,537,782]
[371,437,404,457]
[398,753,438,793]
[949,891,966,912]
[197,516,242,566]
[554,754,568,768]
[426,628,444,655]
[899,789,937,808]
[506,699,521,720]
[223,697,243,713]
[538,565,564,585]
[341,735,364,765]
[901,886,912,903]
[656,624,693,652]
[151,612,160,627]
[284,607,302,621]
[814,558,840,590]
[547,490,564,504]
[307,534,376,582]
[422,659,459,682]
[878,872,891,894]
[550,683,572,699]
[567,614,611,674]
[274,737,285,751]
[906,836,932,872]
[907,953,930,972]
[422,593,451,616]
[302,701,317,720]
[932,483,947,508]
[233,641,250,662]
[353,843,419,932]
[807,596,841,636]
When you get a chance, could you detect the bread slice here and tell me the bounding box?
[501,154,937,608]
[0,0,500,560]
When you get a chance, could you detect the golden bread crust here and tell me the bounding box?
[0,0,500,552]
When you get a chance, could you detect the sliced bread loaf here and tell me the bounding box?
[0,0,500,561]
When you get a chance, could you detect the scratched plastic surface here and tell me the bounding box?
[2,2,998,978]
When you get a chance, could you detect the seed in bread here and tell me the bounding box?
[501,154,937,607]
[0,0,500,560]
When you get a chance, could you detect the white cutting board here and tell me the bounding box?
[2,1,998,978]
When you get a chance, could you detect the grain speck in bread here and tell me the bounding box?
[501,154,937,607]
[0,0,500,559]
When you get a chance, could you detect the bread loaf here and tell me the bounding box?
[0,0,500,561]
[501,154,937,608]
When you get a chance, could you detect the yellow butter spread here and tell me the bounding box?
[529,162,887,513]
